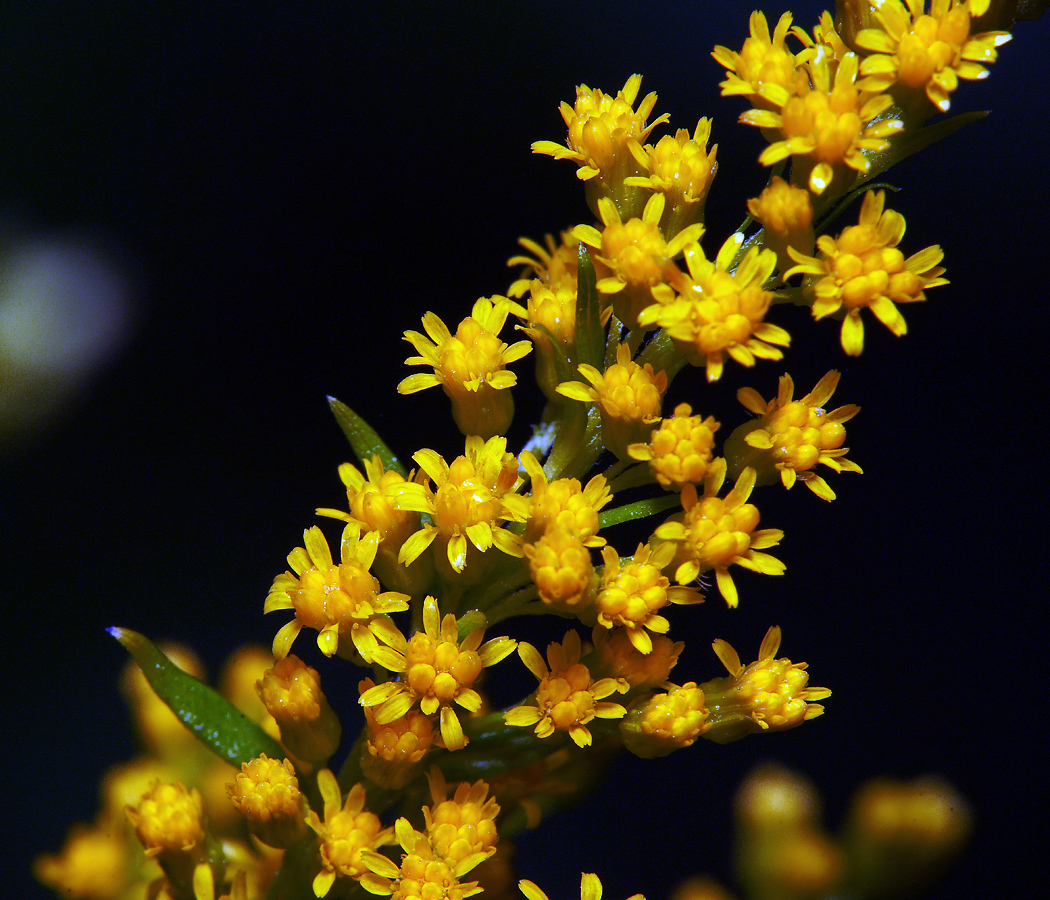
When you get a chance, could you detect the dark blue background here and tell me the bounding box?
[4,2,1047,898]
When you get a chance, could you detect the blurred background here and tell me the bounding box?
[4,2,1047,898]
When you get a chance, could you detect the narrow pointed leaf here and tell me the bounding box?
[575,244,603,373]
[598,493,682,529]
[327,397,408,477]
[859,110,987,187]
[109,627,285,766]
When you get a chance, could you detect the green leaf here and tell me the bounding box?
[109,627,285,767]
[327,397,408,477]
[597,493,682,529]
[575,243,604,373]
[860,110,988,188]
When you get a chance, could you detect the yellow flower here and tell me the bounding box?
[706,626,831,743]
[399,297,532,438]
[255,655,342,764]
[532,75,669,218]
[785,190,948,355]
[738,51,902,195]
[638,237,789,383]
[516,449,611,546]
[392,435,525,576]
[855,0,1011,116]
[360,817,484,900]
[361,677,437,789]
[423,770,500,869]
[317,456,433,594]
[653,458,784,608]
[226,755,308,849]
[746,175,815,276]
[264,524,410,661]
[627,402,720,491]
[504,630,628,748]
[620,682,711,758]
[524,527,598,614]
[556,343,667,460]
[591,626,683,689]
[594,542,703,654]
[624,119,718,237]
[573,194,703,331]
[507,231,579,297]
[305,769,394,898]
[359,596,517,751]
[712,11,805,107]
[510,278,580,399]
[520,873,645,900]
[125,781,205,858]
[849,776,972,852]
[734,370,862,501]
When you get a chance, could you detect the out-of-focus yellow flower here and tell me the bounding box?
[507,231,579,296]
[505,630,629,748]
[732,370,862,501]
[264,524,410,661]
[317,456,433,594]
[360,677,438,789]
[524,527,598,614]
[226,755,308,849]
[557,343,667,460]
[639,238,789,383]
[620,681,711,758]
[653,459,784,608]
[737,51,902,195]
[625,119,718,238]
[855,0,1010,116]
[520,873,646,900]
[627,402,720,491]
[423,770,500,869]
[532,75,669,219]
[125,781,205,858]
[705,626,831,743]
[733,763,820,832]
[573,194,703,331]
[747,176,815,276]
[594,542,703,654]
[359,596,517,751]
[392,435,525,576]
[305,769,394,898]
[34,823,132,900]
[399,297,532,438]
[255,655,342,764]
[786,190,948,355]
[360,817,485,900]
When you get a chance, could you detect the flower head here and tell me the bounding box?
[516,450,612,547]
[226,755,308,849]
[317,456,433,593]
[786,190,948,354]
[592,626,683,689]
[306,770,394,898]
[359,596,517,751]
[125,781,205,857]
[423,770,500,869]
[524,527,598,614]
[256,655,342,764]
[512,278,580,398]
[361,677,438,789]
[712,12,806,107]
[855,0,1010,116]
[520,873,645,900]
[572,194,703,330]
[638,237,789,382]
[746,176,815,276]
[557,343,667,459]
[735,370,862,501]
[504,630,628,748]
[653,459,784,608]
[594,542,703,654]
[620,682,711,758]
[399,297,531,438]
[706,626,831,742]
[264,524,410,661]
[627,402,720,490]
[392,435,524,576]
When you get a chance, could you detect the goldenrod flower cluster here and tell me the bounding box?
[37,3,1034,899]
